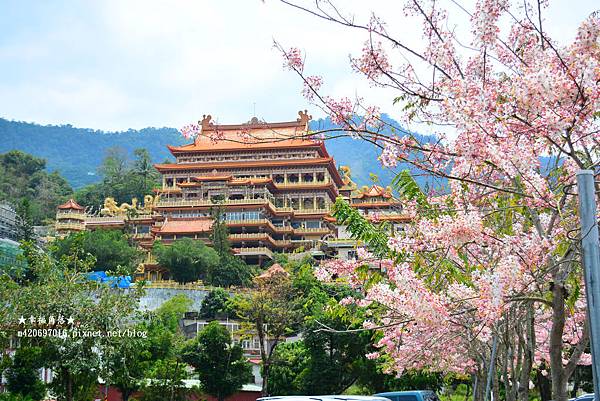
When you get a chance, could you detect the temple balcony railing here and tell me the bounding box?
[128,212,159,220]
[56,212,86,220]
[55,222,85,230]
[143,280,212,291]
[85,216,126,223]
[293,227,331,234]
[226,219,269,226]
[225,219,294,233]
[228,233,290,248]
[156,198,270,208]
[233,246,273,258]
[229,233,269,240]
[293,208,331,215]
[132,233,153,239]
[274,180,330,188]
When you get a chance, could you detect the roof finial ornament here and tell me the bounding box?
[200,114,213,130]
[297,110,312,126]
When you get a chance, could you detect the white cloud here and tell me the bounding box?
[0,0,597,131]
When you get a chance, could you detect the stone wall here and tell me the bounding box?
[137,287,210,311]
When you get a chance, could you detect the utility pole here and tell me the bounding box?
[576,169,600,401]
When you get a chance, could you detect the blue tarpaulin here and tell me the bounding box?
[86,271,132,288]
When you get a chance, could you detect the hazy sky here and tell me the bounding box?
[0,0,597,132]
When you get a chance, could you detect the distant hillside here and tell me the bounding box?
[0,115,435,189]
[0,119,186,188]
[310,115,439,189]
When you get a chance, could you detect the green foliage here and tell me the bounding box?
[0,394,36,401]
[153,238,219,284]
[266,341,309,395]
[5,347,46,401]
[210,254,255,287]
[51,229,142,275]
[208,204,255,287]
[15,199,34,242]
[138,295,191,401]
[0,150,73,224]
[392,170,428,207]
[200,288,232,320]
[5,238,141,401]
[154,294,193,333]
[331,197,391,258]
[74,146,162,208]
[182,321,252,401]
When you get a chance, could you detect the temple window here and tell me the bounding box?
[316,172,325,182]
[305,221,321,229]
[302,173,314,182]
[291,198,299,210]
[288,174,299,183]
[273,174,285,184]
[303,198,314,209]
[316,197,326,209]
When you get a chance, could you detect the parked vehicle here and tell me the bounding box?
[259,396,392,401]
[374,390,442,401]
[574,394,595,401]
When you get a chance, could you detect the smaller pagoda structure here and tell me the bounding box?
[55,199,86,237]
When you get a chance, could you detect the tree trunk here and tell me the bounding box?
[518,305,534,401]
[256,320,270,397]
[64,367,73,401]
[537,366,552,401]
[550,281,568,401]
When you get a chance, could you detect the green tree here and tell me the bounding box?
[15,198,35,242]
[74,147,161,209]
[231,265,301,396]
[102,323,151,401]
[153,238,219,284]
[200,288,231,319]
[5,347,46,401]
[266,341,309,395]
[132,148,161,194]
[52,229,141,275]
[0,150,73,225]
[5,239,141,401]
[208,204,254,287]
[140,295,192,401]
[182,321,252,401]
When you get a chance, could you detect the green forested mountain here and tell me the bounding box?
[0,116,434,190]
[0,118,185,188]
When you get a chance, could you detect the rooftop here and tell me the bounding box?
[168,111,325,154]
[153,218,213,234]
[57,199,85,211]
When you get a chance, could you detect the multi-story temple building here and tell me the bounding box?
[55,111,410,281]
[150,111,343,265]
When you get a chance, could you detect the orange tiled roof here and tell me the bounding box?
[154,218,212,234]
[256,263,289,280]
[192,174,233,182]
[354,185,392,199]
[57,199,84,210]
[228,177,274,186]
[169,111,323,154]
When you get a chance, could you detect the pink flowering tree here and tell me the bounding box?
[266,1,599,401]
